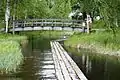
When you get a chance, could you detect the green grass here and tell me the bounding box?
[65,31,120,56]
[0,33,27,74]
[20,31,73,39]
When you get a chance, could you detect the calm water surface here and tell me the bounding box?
[0,36,56,80]
[65,46,120,80]
[1,36,120,80]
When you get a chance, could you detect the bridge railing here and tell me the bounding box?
[14,19,84,28]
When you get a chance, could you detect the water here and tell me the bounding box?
[1,35,120,80]
[65,47,120,80]
[0,36,57,80]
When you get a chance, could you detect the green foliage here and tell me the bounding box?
[0,0,6,20]
[0,34,27,73]
[92,20,106,29]
[0,0,75,19]
[78,0,120,30]
[50,0,71,18]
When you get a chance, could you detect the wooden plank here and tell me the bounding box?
[57,42,88,80]
[54,42,80,80]
[50,42,64,80]
[52,42,72,80]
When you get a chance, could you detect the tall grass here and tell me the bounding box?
[65,31,120,56]
[0,41,23,73]
[0,33,27,74]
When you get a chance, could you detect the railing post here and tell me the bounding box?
[24,20,25,28]
[86,14,92,34]
[82,21,86,33]
[55,19,56,27]
[62,21,64,27]
[52,19,53,27]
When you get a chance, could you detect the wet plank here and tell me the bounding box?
[52,42,72,80]
[50,41,88,80]
[54,42,79,80]
[57,42,88,80]
[50,42,64,80]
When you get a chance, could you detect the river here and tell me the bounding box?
[0,35,120,80]
[64,46,120,80]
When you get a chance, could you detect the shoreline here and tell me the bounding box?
[0,34,27,74]
[64,40,120,57]
[64,43,120,57]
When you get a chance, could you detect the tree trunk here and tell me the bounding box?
[13,0,17,34]
[86,14,90,34]
[5,0,10,33]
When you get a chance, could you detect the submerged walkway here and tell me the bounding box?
[50,41,87,80]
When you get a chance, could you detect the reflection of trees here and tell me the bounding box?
[66,47,120,80]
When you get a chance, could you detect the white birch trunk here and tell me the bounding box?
[13,0,16,34]
[5,0,10,33]
[86,14,90,34]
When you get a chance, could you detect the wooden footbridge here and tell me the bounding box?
[50,41,87,80]
[2,19,87,33]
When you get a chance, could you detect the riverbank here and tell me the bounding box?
[0,33,27,74]
[64,31,120,56]
[20,31,73,39]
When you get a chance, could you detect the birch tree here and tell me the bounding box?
[5,0,10,33]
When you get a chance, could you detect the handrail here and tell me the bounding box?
[13,19,84,28]
[14,19,83,23]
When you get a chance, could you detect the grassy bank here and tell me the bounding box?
[20,31,73,39]
[64,31,120,56]
[0,33,27,74]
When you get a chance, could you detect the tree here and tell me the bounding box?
[49,0,72,18]
[78,0,120,34]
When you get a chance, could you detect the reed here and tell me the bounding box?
[0,33,27,74]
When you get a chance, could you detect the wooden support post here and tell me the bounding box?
[52,19,53,27]
[41,19,43,27]
[44,19,47,27]
[86,14,92,34]
[82,21,86,33]
[5,0,10,33]
[24,20,25,28]
[62,21,63,27]
[55,19,56,27]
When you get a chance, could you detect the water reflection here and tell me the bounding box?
[0,37,56,80]
[65,47,120,80]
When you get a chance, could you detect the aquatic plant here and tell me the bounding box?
[0,41,23,73]
[0,33,27,74]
